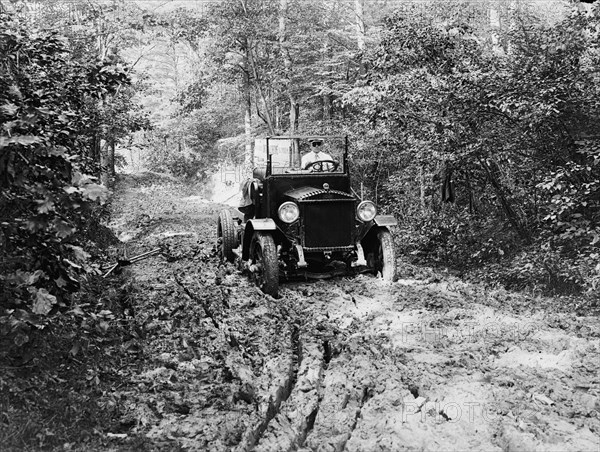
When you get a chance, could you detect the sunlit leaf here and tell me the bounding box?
[64,186,79,194]
[66,244,90,262]
[27,269,45,285]
[55,276,68,288]
[54,219,75,238]
[0,103,18,116]
[0,135,41,148]
[63,258,82,269]
[36,198,55,214]
[82,183,108,202]
[49,146,68,156]
[31,288,57,315]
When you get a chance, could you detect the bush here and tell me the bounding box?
[0,14,128,336]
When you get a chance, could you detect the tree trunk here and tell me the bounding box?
[279,0,287,49]
[108,137,116,185]
[289,100,299,132]
[489,4,500,47]
[321,6,332,125]
[480,158,530,242]
[248,49,275,134]
[279,0,298,135]
[99,139,109,187]
[323,94,332,122]
[355,0,365,49]
[275,105,281,131]
[355,0,366,74]
[243,53,253,180]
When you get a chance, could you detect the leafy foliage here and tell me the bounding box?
[0,12,135,334]
[342,3,600,293]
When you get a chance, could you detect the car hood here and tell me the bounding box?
[284,186,354,201]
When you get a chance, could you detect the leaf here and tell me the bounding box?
[72,172,96,186]
[63,258,82,269]
[28,270,45,285]
[31,288,57,315]
[26,216,48,232]
[0,103,18,116]
[9,270,30,286]
[49,146,68,156]
[8,85,22,99]
[98,321,109,333]
[64,186,79,194]
[65,244,90,262]
[36,198,55,214]
[0,135,41,148]
[55,276,68,288]
[69,341,80,356]
[71,171,83,185]
[82,183,108,202]
[69,306,85,316]
[54,219,75,238]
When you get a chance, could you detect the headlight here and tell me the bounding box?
[278,202,300,223]
[357,200,377,222]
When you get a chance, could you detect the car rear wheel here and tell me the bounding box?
[217,210,237,263]
[250,232,279,297]
[375,229,396,282]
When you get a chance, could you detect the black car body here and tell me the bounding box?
[217,135,397,296]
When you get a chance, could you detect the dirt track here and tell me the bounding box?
[105,175,600,451]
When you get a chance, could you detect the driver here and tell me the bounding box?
[301,138,333,170]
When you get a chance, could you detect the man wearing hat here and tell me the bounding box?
[301,138,334,171]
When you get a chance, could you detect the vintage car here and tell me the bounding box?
[216,135,397,297]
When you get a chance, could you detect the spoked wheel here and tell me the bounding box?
[249,232,279,297]
[217,210,237,263]
[374,228,397,282]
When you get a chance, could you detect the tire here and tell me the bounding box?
[217,210,237,263]
[249,232,279,297]
[375,228,397,282]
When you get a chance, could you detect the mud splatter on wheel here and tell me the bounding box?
[250,232,279,297]
[217,210,237,263]
[375,228,396,282]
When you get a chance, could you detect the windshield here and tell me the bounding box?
[256,137,346,175]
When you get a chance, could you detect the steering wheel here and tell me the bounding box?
[304,159,339,172]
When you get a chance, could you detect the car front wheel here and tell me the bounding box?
[375,228,396,282]
[250,232,279,297]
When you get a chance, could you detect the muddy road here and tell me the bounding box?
[105,175,600,451]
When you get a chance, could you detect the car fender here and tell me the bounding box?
[357,215,397,242]
[242,219,277,260]
[248,218,276,231]
[374,215,397,227]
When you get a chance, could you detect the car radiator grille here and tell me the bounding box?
[303,200,354,249]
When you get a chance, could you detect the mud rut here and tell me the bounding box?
[107,178,600,452]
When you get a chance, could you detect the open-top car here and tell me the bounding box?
[216,135,397,297]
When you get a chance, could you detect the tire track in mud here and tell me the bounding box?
[249,283,392,452]
[236,317,300,451]
[248,276,600,452]
[107,179,600,452]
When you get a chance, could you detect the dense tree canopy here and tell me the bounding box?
[348,4,600,292]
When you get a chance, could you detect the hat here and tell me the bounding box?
[308,138,323,146]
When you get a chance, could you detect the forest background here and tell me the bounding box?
[1,0,600,330]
